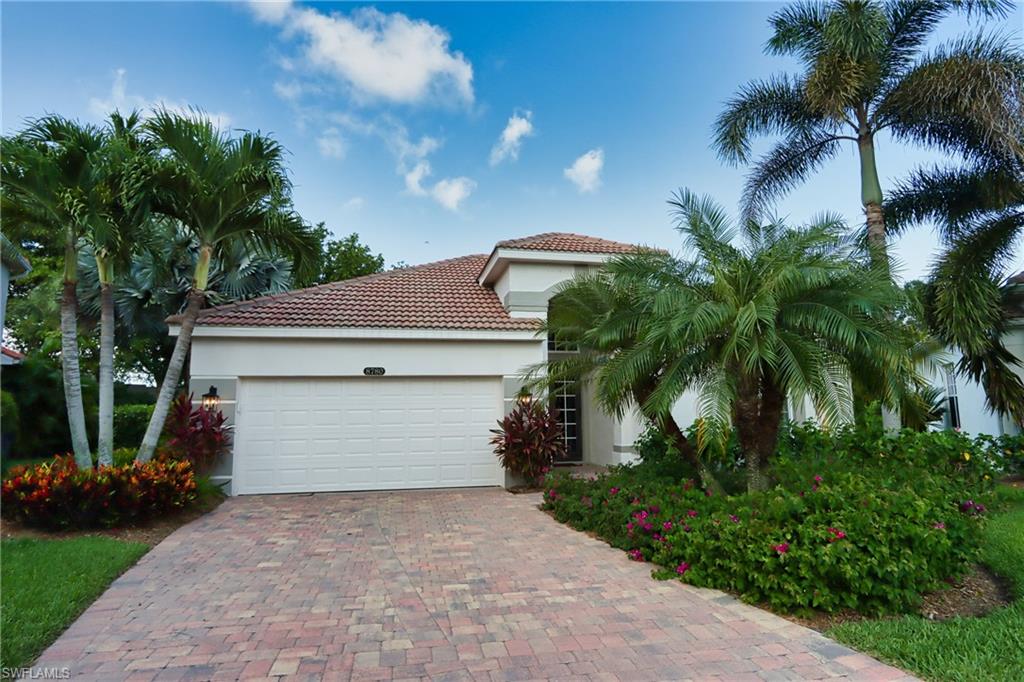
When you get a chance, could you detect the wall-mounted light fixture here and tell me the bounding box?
[201,385,220,410]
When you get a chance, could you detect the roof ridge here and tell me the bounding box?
[187,253,489,321]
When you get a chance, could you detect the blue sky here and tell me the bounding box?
[3,1,1022,280]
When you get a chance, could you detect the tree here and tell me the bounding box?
[1,118,108,467]
[886,156,1024,423]
[544,191,913,492]
[134,111,318,462]
[78,218,299,385]
[714,0,1022,257]
[295,223,385,287]
[87,112,152,465]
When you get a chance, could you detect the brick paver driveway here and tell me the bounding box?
[37,489,912,681]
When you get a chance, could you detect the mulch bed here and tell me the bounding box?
[1,497,224,547]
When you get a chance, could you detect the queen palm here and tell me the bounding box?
[886,155,1024,422]
[714,0,1023,257]
[135,111,318,463]
[1,118,107,467]
[545,191,914,492]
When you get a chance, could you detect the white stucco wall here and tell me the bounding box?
[923,348,1019,437]
[190,335,544,379]
[1,264,10,346]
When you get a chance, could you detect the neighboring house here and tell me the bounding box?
[1,346,26,367]
[180,232,821,495]
[928,271,1024,438]
[1,233,31,352]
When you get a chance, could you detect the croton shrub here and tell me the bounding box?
[1,455,197,530]
[159,393,231,474]
[543,424,1010,615]
[491,399,565,484]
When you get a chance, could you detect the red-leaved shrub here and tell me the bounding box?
[490,399,566,484]
[1,455,197,529]
[160,393,231,474]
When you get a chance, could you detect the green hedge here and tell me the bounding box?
[113,404,154,450]
[543,424,1011,616]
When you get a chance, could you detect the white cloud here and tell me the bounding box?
[250,2,473,107]
[489,110,534,166]
[328,114,473,211]
[404,160,432,195]
[88,69,232,130]
[564,148,604,193]
[342,196,365,210]
[273,80,303,101]
[431,177,476,211]
[316,128,346,159]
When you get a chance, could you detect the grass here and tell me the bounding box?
[828,489,1024,682]
[0,536,149,670]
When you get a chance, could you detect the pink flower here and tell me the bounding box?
[642,522,653,532]
[774,543,789,554]
[729,515,739,523]
[631,497,642,505]
[933,522,946,530]
[676,562,690,575]
[687,509,698,518]
[628,549,643,561]
[626,522,634,531]
[813,475,823,483]
[609,487,620,495]
[683,524,692,533]
[663,521,673,531]
[652,533,663,542]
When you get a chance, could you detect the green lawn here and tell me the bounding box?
[0,536,149,670]
[829,496,1024,682]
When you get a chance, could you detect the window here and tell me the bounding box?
[547,332,578,353]
[551,380,581,461]
[944,366,961,430]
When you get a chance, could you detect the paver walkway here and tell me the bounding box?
[36,489,913,681]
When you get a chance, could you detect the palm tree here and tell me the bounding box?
[539,257,725,493]
[886,156,1024,423]
[1,118,107,467]
[545,191,914,492]
[134,111,318,462]
[85,112,152,465]
[714,0,1022,257]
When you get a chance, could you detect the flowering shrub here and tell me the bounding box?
[491,399,565,484]
[160,394,231,474]
[1,455,197,529]
[543,465,986,615]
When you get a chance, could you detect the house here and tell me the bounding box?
[1,233,31,353]
[179,233,657,495]
[930,272,1024,437]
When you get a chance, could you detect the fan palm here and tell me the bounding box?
[545,191,914,492]
[886,155,1024,423]
[134,111,318,462]
[714,0,1023,258]
[1,118,108,467]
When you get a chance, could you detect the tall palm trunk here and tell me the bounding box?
[60,244,92,468]
[136,245,212,463]
[136,289,204,462]
[858,127,902,432]
[97,258,115,466]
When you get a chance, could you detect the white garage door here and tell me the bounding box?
[235,377,503,494]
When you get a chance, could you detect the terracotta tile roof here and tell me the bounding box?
[192,255,540,330]
[494,232,640,254]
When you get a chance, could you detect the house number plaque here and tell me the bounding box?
[363,367,386,376]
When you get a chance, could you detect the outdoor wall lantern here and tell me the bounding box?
[201,385,220,409]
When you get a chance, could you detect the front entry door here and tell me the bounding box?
[551,381,582,462]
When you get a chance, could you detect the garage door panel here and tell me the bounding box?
[237,377,502,494]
